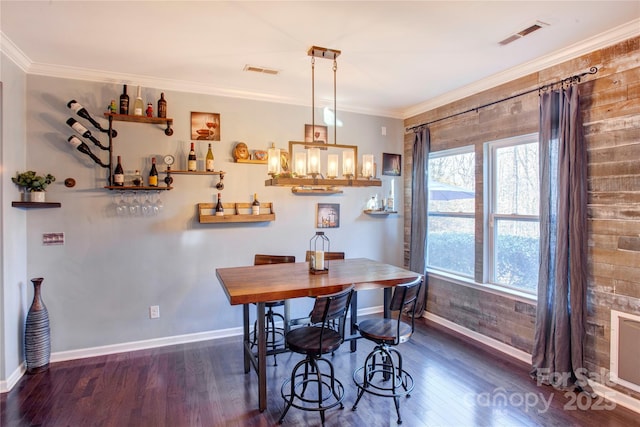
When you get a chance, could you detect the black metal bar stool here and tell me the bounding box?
[352,277,423,424]
[279,286,354,426]
[250,254,295,365]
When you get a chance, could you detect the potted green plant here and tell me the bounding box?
[12,171,56,202]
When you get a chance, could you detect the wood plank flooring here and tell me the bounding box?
[2,318,638,426]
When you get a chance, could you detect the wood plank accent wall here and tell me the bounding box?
[404,36,640,400]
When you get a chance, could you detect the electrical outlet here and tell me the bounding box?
[149,305,160,319]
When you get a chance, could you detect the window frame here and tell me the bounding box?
[426,145,475,278]
[483,133,539,295]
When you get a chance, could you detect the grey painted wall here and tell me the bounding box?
[1,53,28,384]
[1,72,403,384]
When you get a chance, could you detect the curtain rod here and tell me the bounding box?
[405,67,598,133]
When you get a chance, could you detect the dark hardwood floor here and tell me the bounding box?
[2,318,638,427]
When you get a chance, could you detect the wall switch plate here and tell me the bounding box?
[149,305,160,319]
[43,232,64,245]
[381,126,387,136]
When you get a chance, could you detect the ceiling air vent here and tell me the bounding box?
[243,65,279,75]
[499,20,549,46]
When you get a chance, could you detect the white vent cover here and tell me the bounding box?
[243,65,279,75]
[499,21,549,46]
[610,309,640,393]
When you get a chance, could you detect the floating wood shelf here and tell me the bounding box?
[235,159,267,165]
[104,186,172,191]
[364,209,397,216]
[168,170,225,175]
[265,177,381,188]
[12,201,61,209]
[291,187,343,195]
[104,113,173,136]
[198,202,275,223]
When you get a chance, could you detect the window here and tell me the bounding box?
[427,147,475,277]
[485,134,539,294]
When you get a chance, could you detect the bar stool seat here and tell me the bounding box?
[279,286,354,426]
[352,277,423,424]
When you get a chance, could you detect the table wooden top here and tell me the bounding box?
[216,258,422,305]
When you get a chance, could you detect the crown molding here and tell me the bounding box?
[401,18,640,119]
[0,31,31,72]
[3,18,638,120]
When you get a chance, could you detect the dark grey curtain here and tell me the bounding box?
[409,127,430,315]
[531,85,588,389]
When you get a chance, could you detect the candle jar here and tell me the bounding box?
[309,231,330,274]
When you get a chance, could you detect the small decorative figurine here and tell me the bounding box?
[146,103,153,117]
[233,142,250,161]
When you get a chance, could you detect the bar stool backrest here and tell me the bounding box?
[254,254,296,265]
[389,277,423,344]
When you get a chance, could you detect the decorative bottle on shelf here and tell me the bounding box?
[157,93,167,118]
[188,142,197,171]
[67,99,116,137]
[113,155,125,186]
[25,277,50,374]
[148,157,158,187]
[133,86,144,116]
[66,118,108,150]
[119,84,129,115]
[215,193,224,216]
[132,170,143,187]
[206,143,214,171]
[387,187,394,211]
[252,193,260,215]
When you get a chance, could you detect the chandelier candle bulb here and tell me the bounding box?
[295,152,307,177]
[267,143,281,176]
[308,147,321,176]
[343,150,354,177]
[363,154,374,178]
[327,154,338,178]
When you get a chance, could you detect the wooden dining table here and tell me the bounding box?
[216,257,422,412]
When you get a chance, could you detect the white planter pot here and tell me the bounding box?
[28,192,46,203]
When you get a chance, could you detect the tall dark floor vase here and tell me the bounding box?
[25,277,50,374]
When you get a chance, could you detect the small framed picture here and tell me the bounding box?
[382,153,402,176]
[191,112,220,141]
[305,124,328,143]
[316,203,340,228]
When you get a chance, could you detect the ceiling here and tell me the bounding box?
[1,1,639,119]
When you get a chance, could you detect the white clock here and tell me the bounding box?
[163,154,175,166]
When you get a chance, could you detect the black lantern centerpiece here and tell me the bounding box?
[309,231,329,274]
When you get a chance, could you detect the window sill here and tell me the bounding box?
[426,268,537,305]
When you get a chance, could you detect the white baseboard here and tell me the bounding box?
[0,362,26,393]
[424,312,532,364]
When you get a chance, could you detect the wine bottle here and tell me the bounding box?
[148,157,158,187]
[66,136,107,167]
[66,118,108,150]
[119,84,129,115]
[215,193,224,216]
[113,155,125,186]
[252,193,260,215]
[157,93,167,118]
[67,100,117,137]
[188,142,197,171]
[133,86,144,116]
[206,143,214,171]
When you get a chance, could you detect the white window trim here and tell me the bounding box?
[483,132,539,294]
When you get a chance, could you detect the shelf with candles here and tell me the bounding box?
[265,141,381,188]
[265,177,381,188]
